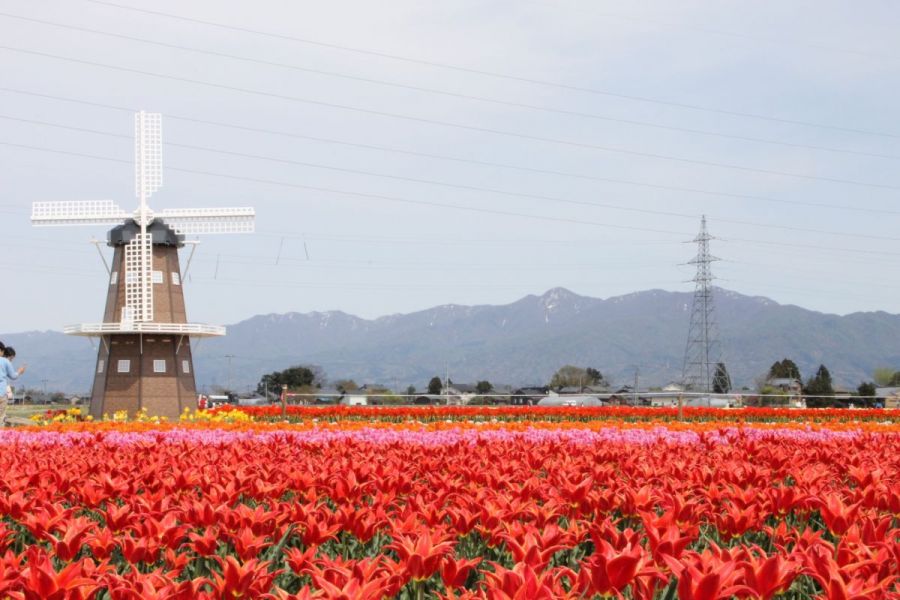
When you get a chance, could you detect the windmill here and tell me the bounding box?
[32,111,254,419]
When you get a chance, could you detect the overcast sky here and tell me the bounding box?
[1,0,899,332]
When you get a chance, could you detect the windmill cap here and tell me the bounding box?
[107,219,184,247]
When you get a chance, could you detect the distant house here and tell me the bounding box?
[315,388,346,404]
[583,384,611,395]
[488,385,513,404]
[511,387,549,406]
[443,384,477,404]
[608,385,639,406]
[340,394,368,406]
[876,387,900,409]
[644,383,684,407]
[767,378,803,396]
[413,394,444,405]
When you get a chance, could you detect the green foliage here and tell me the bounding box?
[712,362,731,394]
[475,380,493,394]
[427,376,443,395]
[768,359,801,381]
[584,367,605,386]
[873,367,895,386]
[257,365,324,395]
[757,386,789,407]
[804,364,834,407]
[550,365,607,390]
[857,382,876,401]
[333,379,359,393]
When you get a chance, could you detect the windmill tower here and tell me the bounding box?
[32,112,254,420]
[681,215,723,393]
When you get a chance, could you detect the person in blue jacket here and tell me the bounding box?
[0,346,26,426]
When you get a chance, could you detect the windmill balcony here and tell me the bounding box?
[64,322,226,337]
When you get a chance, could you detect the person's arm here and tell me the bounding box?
[5,361,21,380]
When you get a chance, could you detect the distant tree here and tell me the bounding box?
[873,367,895,386]
[361,384,395,405]
[257,365,323,395]
[768,359,801,381]
[475,380,493,394]
[890,372,900,386]
[757,385,789,407]
[333,379,359,393]
[406,385,416,396]
[585,367,607,386]
[712,362,732,394]
[804,364,834,407]
[550,365,603,390]
[427,376,443,395]
[857,381,877,405]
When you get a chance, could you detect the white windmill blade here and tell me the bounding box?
[157,207,255,235]
[122,233,154,324]
[31,200,130,226]
[135,111,162,200]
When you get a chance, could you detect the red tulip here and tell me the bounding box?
[739,552,801,600]
[387,530,455,581]
[440,556,481,589]
[208,556,281,600]
[817,494,863,536]
[14,552,99,600]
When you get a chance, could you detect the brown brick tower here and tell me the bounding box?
[86,221,199,419]
[30,111,254,420]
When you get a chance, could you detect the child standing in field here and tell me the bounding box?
[0,346,26,426]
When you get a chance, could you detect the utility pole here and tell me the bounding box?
[224,354,235,392]
[41,379,48,397]
[681,216,723,394]
[632,367,639,406]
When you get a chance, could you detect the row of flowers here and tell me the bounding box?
[224,405,900,424]
[26,405,900,433]
[0,426,897,598]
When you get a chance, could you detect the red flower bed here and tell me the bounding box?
[0,427,897,598]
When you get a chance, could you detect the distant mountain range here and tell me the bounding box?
[5,288,900,394]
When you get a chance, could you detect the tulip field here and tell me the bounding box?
[2,407,899,598]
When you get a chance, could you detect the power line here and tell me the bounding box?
[7,139,900,260]
[4,114,900,244]
[3,87,898,217]
[2,11,897,162]
[584,9,896,61]
[3,45,900,191]
[0,139,689,237]
[78,0,900,139]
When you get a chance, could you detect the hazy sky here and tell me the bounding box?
[1,0,899,332]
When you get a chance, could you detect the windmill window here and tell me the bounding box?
[125,271,137,284]
[171,272,181,285]
[153,360,166,373]
[182,360,190,374]
[117,360,131,373]
[152,271,164,284]
[110,272,118,285]
[97,359,104,374]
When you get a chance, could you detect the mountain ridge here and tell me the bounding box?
[3,288,898,393]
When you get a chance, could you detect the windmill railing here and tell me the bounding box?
[64,322,226,337]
